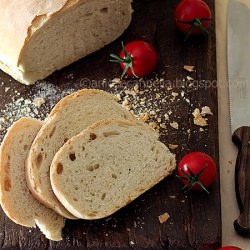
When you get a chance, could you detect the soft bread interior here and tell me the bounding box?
[18,0,132,84]
[26,90,136,217]
[0,117,65,241]
[50,119,176,219]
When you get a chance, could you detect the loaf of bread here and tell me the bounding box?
[0,0,132,85]
[26,89,137,218]
[0,117,65,241]
[50,119,176,219]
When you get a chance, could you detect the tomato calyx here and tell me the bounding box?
[176,18,212,41]
[110,42,138,79]
[177,165,210,194]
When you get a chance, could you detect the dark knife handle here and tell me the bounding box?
[232,126,250,237]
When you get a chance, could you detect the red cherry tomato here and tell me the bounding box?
[218,247,242,250]
[110,41,157,78]
[174,0,212,38]
[178,152,217,193]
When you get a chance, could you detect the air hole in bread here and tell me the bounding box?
[100,7,108,13]
[49,126,56,138]
[82,146,85,151]
[89,133,97,140]
[112,173,117,179]
[23,145,29,151]
[75,186,79,191]
[101,193,106,200]
[56,163,63,174]
[91,192,95,196]
[87,163,100,171]
[69,153,76,161]
[103,131,120,137]
[123,114,129,119]
[64,138,69,143]
[151,146,155,151]
[36,153,43,169]
[4,178,11,191]
[73,198,78,202]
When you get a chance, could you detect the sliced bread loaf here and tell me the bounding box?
[0,117,65,241]
[50,119,176,219]
[26,89,138,218]
[0,0,132,84]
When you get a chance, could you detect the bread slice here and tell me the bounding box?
[0,0,132,85]
[0,117,65,241]
[50,119,176,219]
[26,89,137,218]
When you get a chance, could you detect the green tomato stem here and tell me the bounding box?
[176,18,212,42]
[110,42,139,79]
[177,165,210,194]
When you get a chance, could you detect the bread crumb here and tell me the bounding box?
[0,125,3,132]
[0,117,5,123]
[171,92,179,102]
[155,93,161,99]
[193,106,213,127]
[122,98,131,110]
[228,160,233,165]
[33,97,45,108]
[192,108,208,127]
[5,87,10,92]
[184,65,195,72]
[160,123,166,129]
[199,128,204,132]
[171,92,179,97]
[170,122,179,129]
[139,112,150,122]
[130,241,135,245]
[164,114,169,120]
[150,110,156,116]
[201,106,213,116]
[169,195,176,199]
[168,144,179,150]
[112,78,121,85]
[158,212,170,224]
[187,76,194,81]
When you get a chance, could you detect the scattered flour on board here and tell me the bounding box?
[0,81,75,140]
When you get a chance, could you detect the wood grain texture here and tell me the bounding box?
[0,0,221,249]
[232,126,250,237]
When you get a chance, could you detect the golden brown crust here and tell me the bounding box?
[49,89,117,117]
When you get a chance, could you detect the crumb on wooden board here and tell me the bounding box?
[158,212,170,224]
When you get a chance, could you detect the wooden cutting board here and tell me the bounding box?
[0,0,221,249]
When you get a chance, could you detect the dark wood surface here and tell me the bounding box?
[233,126,250,237]
[0,0,221,249]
